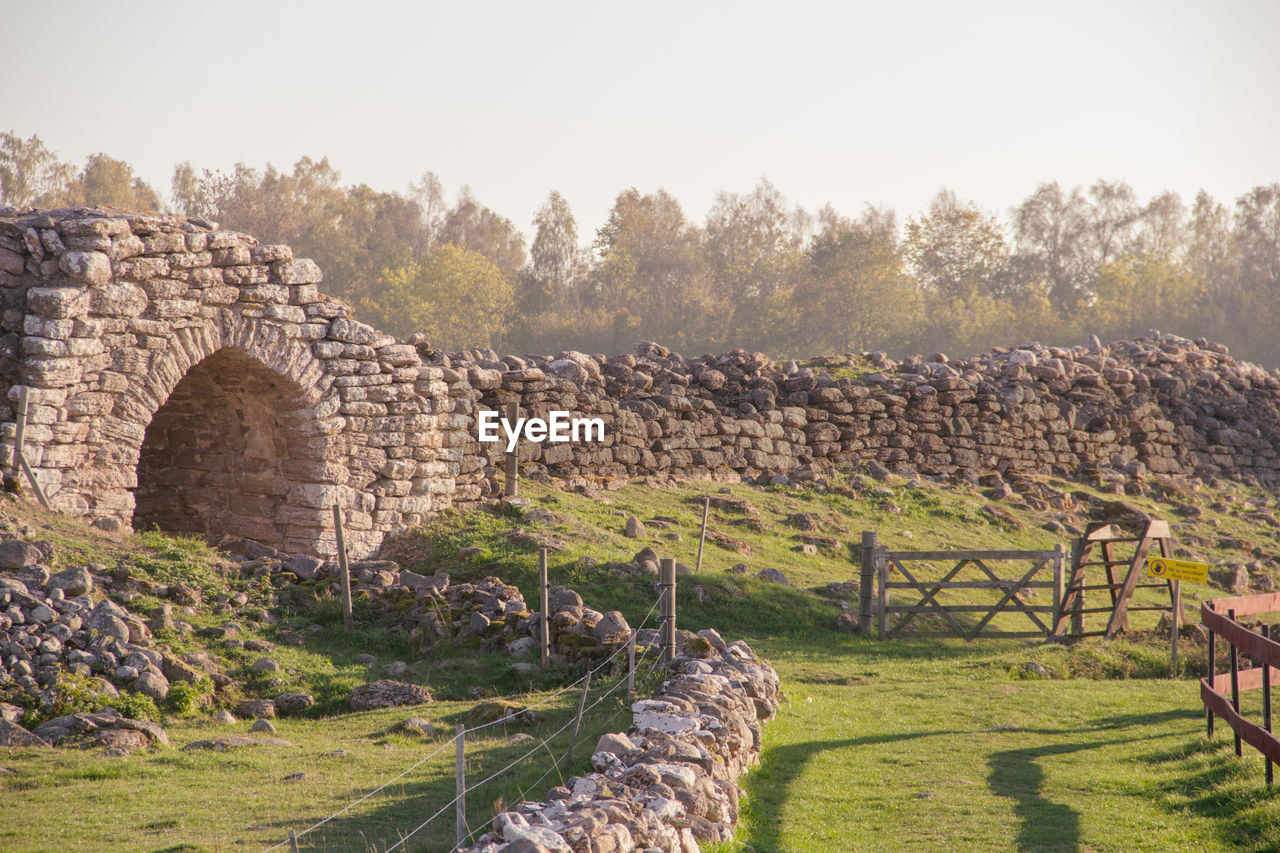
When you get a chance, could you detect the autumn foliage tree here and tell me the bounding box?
[375,244,513,349]
[3,131,1279,366]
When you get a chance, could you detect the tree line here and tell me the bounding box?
[3,130,1278,365]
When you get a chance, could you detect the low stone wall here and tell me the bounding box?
[442,335,1280,494]
[459,632,781,853]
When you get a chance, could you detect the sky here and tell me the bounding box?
[2,0,1278,239]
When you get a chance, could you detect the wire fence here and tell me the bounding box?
[262,592,666,853]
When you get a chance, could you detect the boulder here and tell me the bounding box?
[348,680,433,711]
[593,732,637,758]
[149,603,175,633]
[47,566,92,597]
[592,611,630,643]
[235,699,276,719]
[507,636,537,659]
[0,540,42,570]
[92,728,154,755]
[133,670,170,702]
[88,603,131,644]
[284,554,323,580]
[161,653,203,685]
[32,710,167,749]
[0,719,49,748]
[273,692,315,716]
[755,568,790,586]
[391,717,438,736]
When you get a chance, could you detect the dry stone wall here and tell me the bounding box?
[442,336,1280,494]
[4,206,1279,561]
[0,207,466,558]
[458,633,781,853]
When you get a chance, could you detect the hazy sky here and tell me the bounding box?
[2,0,1277,238]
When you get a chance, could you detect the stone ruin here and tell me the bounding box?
[446,337,1280,492]
[0,206,475,558]
[3,206,1280,560]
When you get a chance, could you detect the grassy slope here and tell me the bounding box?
[2,471,1279,852]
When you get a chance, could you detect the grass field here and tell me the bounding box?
[729,638,1280,853]
[3,472,1280,851]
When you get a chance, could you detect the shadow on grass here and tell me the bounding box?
[987,709,1199,853]
[740,730,956,853]
[988,743,1084,853]
[1139,731,1280,852]
[735,708,1196,853]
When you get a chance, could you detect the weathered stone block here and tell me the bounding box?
[58,251,111,285]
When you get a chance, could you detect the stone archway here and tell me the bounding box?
[1,209,468,558]
[132,347,329,550]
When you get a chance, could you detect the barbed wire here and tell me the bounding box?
[457,672,637,848]
[386,671,635,852]
[460,592,659,736]
[264,592,663,852]
[261,738,457,852]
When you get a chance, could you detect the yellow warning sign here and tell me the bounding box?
[1146,557,1209,584]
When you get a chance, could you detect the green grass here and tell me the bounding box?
[0,675,645,852]
[4,473,1280,851]
[718,637,1280,853]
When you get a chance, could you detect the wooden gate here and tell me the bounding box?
[864,535,1067,640]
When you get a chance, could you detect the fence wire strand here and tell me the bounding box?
[458,671,637,847]
[265,591,662,853]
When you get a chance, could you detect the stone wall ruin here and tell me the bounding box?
[0,207,468,558]
[4,207,1280,560]
[443,335,1280,494]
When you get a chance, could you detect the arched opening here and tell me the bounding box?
[133,347,328,551]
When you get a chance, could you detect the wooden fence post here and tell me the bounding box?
[1230,608,1241,756]
[456,724,466,848]
[860,531,877,636]
[1207,625,1216,737]
[1169,578,1181,678]
[1052,543,1065,636]
[10,386,51,510]
[288,829,299,853]
[16,453,50,510]
[1265,624,1274,787]
[694,496,709,573]
[660,558,676,664]
[539,548,550,668]
[504,401,519,497]
[332,505,353,631]
[11,385,27,472]
[628,631,636,700]
[564,671,592,767]
[877,545,888,639]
